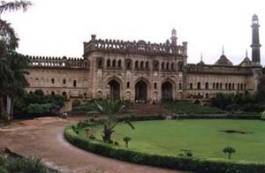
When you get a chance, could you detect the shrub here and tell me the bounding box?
[123,136,131,148]
[223,146,236,159]
[65,125,265,173]
[261,111,265,121]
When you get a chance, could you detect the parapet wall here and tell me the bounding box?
[27,55,89,69]
[83,35,187,57]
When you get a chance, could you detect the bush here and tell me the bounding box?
[64,125,265,173]
[0,154,57,173]
[260,111,265,120]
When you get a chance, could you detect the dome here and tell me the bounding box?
[240,56,252,67]
[215,54,233,66]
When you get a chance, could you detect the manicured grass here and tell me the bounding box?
[163,101,225,114]
[79,119,265,163]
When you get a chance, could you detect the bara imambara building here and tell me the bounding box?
[25,15,263,107]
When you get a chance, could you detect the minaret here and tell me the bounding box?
[251,14,261,65]
[170,28,177,46]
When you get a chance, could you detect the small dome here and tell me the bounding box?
[215,54,233,66]
[240,57,252,67]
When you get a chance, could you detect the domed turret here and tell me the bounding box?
[214,47,233,66]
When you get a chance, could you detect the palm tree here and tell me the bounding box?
[90,100,134,143]
[223,146,236,159]
[0,0,31,49]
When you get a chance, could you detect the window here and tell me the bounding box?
[179,83,182,90]
[107,59,111,67]
[135,61,139,69]
[127,82,130,88]
[63,79,66,84]
[205,82,209,89]
[118,60,121,68]
[154,83,157,89]
[190,83,193,89]
[51,78,55,84]
[112,60,116,67]
[145,61,149,69]
[197,82,201,90]
[73,80,77,87]
[140,61,144,69]
[51,91,55,96]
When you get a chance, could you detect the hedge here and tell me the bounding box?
[64,126,265,173]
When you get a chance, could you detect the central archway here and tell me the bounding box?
[135,80,148,103]
[162,81,173,101]
[108,80,120,100]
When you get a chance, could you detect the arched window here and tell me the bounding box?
[118,60,122,68]
[220,83,223,90]
[127,82,130,88]
[166,62,169,70]
[107,59,111,67]
[179,83,182,90]
[51,91,55,96]
[126,59,132,69]
[145,61,149,69]
[213,83,215,89]
[135,61,139,69]
[63,79,66,84]
[112,59,116,67]
[140,61,144,69]
[216,83,219,90]
[73,80,77,87]
[171,63,174,70]
[97,58,103,68]
[154,82,157,89]
[161,62,165,70]
[205,82,209,89]
[153,61,159,71]
[197,82,201,89]
[190,83,193,89]
[178,62,183,72]
[51,78,55,84]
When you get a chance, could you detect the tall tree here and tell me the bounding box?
[0,0,31,119]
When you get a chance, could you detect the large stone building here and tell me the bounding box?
[25,15,263,107]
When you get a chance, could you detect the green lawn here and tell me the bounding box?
[86,120,265,163]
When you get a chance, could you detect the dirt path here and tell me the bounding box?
[0,117,189,173]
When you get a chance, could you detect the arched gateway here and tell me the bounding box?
[135,80,148,103]
[108,80,120,100]
[161,81,173,101]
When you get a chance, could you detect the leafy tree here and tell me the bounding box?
[223,146,236,159]
[90,100,134,143]
[123,136,131,148]
[0,0,31,119]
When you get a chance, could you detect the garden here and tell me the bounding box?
[65,100,265,173]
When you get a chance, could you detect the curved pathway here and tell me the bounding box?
[0,117,189,173]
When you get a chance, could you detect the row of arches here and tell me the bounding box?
[98,58,184,71]
[107,79,174,102]
[189,82,247,90]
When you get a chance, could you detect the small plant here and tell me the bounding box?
[89,134,96,140]
[123,136,131,148]
[179,149,193,158]
[114,141,119,146]
[223,146,236,159]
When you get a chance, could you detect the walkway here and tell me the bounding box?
[0,117,189,173]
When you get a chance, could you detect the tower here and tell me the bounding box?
[251,14,261,65]
[170,28,177,46]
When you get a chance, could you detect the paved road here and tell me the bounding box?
[0,117,189,173]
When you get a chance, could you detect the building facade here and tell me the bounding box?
[25,15,263,106]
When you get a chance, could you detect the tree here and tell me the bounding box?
[90,100,134,143]
[123,136,131,148]
[0,1,31,119]
[223,146,236,159]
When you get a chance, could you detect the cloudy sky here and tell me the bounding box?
[2,0,265,64]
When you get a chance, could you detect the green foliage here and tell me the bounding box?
[223,146,236,159]
[88,99,134,143]
[0,154,57,173]
[163,101,224,114]
[65,126,265,173]
[179,149,193,158]
[211,92,264,113]
[123,136,131,148]
[14,89,65,117]
[260,111,265,120]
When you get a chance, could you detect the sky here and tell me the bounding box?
[2,0,265,64]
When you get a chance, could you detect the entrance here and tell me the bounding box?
[162,81,173,101]
[135,80,147,103]
[108,80,120,100]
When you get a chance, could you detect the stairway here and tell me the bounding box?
[126,103,171,116]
